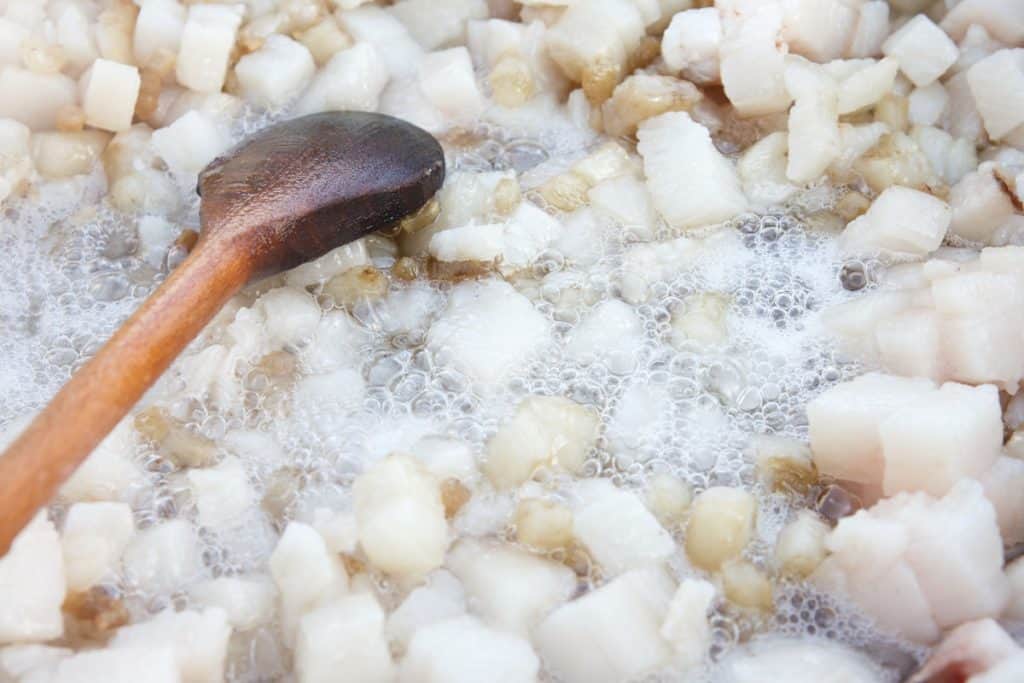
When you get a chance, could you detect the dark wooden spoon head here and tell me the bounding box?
[197,111,446,279]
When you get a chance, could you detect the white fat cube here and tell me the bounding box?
[353,454,447,579]
[417,47,483,124]
[122,519,201,595]
[565,299,645,375]
[400,616,539,683]
[389,0,488,50]
[387,570,466,650]
[719,637,884,683]
[32,131,110,180]
[485,395,598,489]
[807,373,937,486]
[637,112,747,230]
[909,82,949,127]
[785,60,841,184]
[269,522,348,641]
[949,166,1017,244]
[61,502,134,592]
[874,307,943,380]
[499,201,563,274]
[719,2,791,116]
[446,539,575,635]
[536,568,676,683]
[111,608,231,683]
[429,224,504,262]
[840,186,951,258]
[0,68,76,130]
[685,486,756,571]
[235,35,315,108]
[296,43,390,115]
[187,576,277,631]
[285,241,370,288]
[151,110,229,176]
[967,50,1024,141]
[882,15,958,87]
[879,382,1002,498]
[879,481,1009,629]
[176,4,243,93]
[660,579,714,670]
[848,2,890,59]
[738,131,798,205]
[81,59,140,133]
[781,0,858,63]
[300,311,369,374]
[980,456,1024,547]
[134,0,186,67]
[61,420,145,503]
[837,58,899,115]
[942,0,1024,45]
[572,479,675,577]
[774,510,830,577]
[426,280,551,386]
[0,514,65,643]
[337,6,425,81]
[296,594,394,683]
[187,456,255,529]
[661,8,721,84]
[48,648,179,683]
[255,286,321,350]
[588,175,658,241]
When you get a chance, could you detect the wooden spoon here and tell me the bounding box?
[0,111,445,554]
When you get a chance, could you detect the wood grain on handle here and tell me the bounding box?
[0,237,251,555]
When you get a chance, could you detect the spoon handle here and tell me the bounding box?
[0,239,251,555]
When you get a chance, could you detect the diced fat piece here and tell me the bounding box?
[151,110,229,176]
[296,594,394,683]
[353,454,447,579]
[659,579,714,669]
[807,373,937,486]
[911,619,1021,683]
[285,241,370,288]
[637,112,746,230]
[0,514,65,643]
[781,0,859,63]
[187,576,277,631]
[661,8,721,84]
[882,15,958,87]
[447,539,575,635]
[269,522,348,642]
[979,456,1024,546]
[61,420,145,503]
[485,395,598,489]
[945,71,986,145]
[874,307,942,380]
[565,299,645,374]
[389,0,487,50]
[176,4,243,93]
[949,165,1016,243]
[81,59,140,134]
[815,510,940,643]
[426,280,551,385]
[428,224,503,262]
[738,132,798,205]
[0,68,76,130]
[122,519,201,595]
[847,1,889,58]
[61,502,134,592]
[544,0,645,87]
[386,570,466,650]
[47,648,179,683]
[685,486,756,571]
[499,201,563,273]
[837,58,899,115]
[572,479,675,577]
[908,82,949,127]
[784,59,840,184]
[774,510,829,577]
[719,637,884,683]
[417,47,483,125]
[535,568,676,683]
[840,186,951,258]
[186,456,255,529]
[879,382,1001,497]
[111,608,231,683]
[967,50,1024,141]
[134,0,186,67]
[254,287,321,350]
[400,616,539,683]
[875,481,1009,630]
[719,1,791,116]
[942,0,1024,45]
[31,131,110,180]
[337,5,425,81]
[234,35,315,108]
[295,42,390,116]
